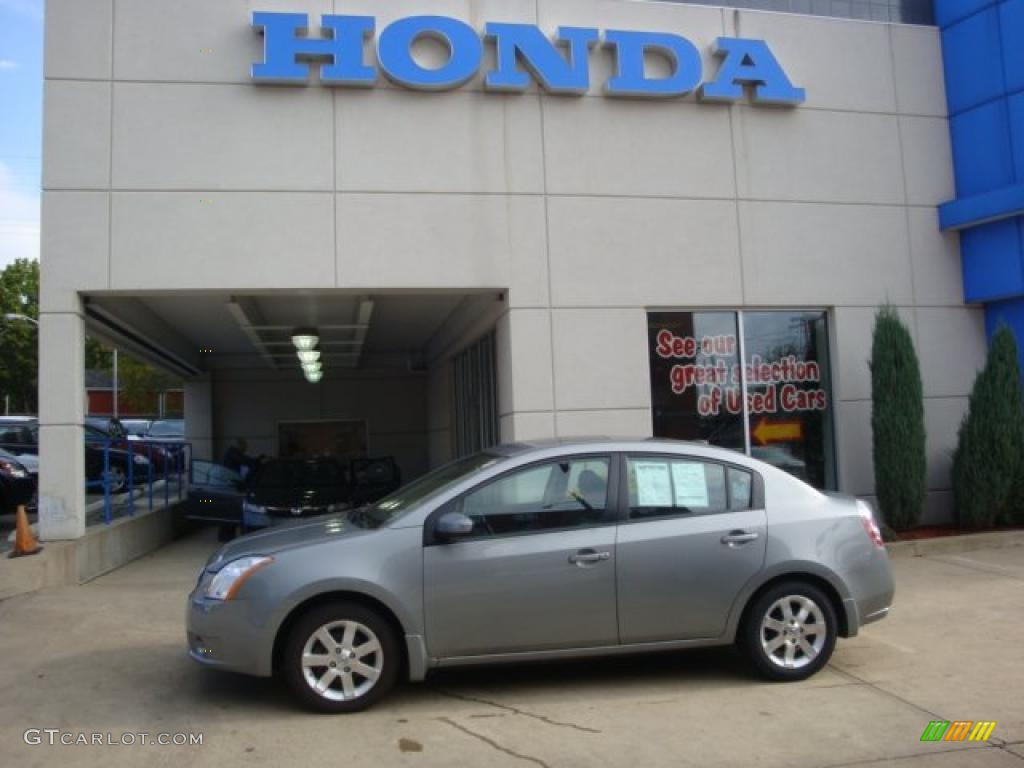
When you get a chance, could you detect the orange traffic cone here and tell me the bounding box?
[9,504,41,558]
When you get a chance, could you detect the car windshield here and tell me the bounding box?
[254,460,345,489]
[351,452,504,528]
[148,420,184,438]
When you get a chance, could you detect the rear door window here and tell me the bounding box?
[625,457,728,520]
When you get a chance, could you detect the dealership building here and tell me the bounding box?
[36,0,1024,540]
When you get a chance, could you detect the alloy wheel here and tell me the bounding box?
[759,594,827,670]
[300,620,384,702]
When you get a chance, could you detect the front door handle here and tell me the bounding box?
[721,530,759,547]
[568,549,611,566]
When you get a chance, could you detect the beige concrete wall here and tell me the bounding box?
[41,0,979,525]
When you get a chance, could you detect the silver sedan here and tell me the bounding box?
[187,439,894,712]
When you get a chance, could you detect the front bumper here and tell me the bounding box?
[186,589,274,677]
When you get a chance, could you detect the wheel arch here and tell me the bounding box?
[271,590,410,679]
[728,568,853,640]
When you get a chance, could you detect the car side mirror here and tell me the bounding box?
[435,511,474,541]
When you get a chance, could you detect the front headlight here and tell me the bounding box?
[0,459,28,479]
[204,556,274,600]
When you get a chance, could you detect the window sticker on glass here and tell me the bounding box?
[634,461,673,507]
[671,462,709,507]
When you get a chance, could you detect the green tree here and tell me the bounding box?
[952,325,1024,529]
[84,337,181,416]
[85,336,113,370]
[118,353,181,414]
[870,306,926,530]
[0,259,39,414]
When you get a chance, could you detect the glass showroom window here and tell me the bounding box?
[648,310,836,490]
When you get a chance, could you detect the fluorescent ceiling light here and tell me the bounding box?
[296,349,321,364]
[305,370,323,383]
[301,361,322,374]
[291,332,319,351]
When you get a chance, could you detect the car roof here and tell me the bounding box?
[0,416,37,423]
[488,437,750,463]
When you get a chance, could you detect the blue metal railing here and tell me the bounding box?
[1,437,192,525]
[83,438,192,524]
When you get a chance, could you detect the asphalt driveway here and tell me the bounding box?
[0,530,1021,768]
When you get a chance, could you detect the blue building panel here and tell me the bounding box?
[941,6,1006,116]
[938,0,1024,367]
[1000,0,1024,94]
[949,100,1014,197]
[934,0,998,28]
[961,219,1024,303]
[1010,91,1024,182]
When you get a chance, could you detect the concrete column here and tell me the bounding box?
[37,308,87,540]
[184,374,213,462]
[496,310,556,442]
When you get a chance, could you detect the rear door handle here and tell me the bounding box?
[568,549,611,566]
[721,530,759,547]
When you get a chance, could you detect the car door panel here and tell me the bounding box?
[615,454,766,643]
[616,509,766,642]
[423,454,619,659]
[424,525,618,658]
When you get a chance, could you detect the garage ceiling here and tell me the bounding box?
[85,291,499,375]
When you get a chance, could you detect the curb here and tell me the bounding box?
[886,529,1024,559]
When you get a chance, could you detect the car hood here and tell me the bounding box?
[248,486,347,508]
[207,513,371,567]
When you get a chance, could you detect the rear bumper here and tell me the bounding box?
[841,548,895,637]
[861,606,890,625]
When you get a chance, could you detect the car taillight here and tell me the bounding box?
[857,500,885,548]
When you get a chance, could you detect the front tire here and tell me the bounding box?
[739,581,837,681]
[281,602,399,713]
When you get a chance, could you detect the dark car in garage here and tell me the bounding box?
[186,455,402,538]
[241,458,350,531]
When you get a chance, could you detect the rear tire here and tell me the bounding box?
[281,602,400,713]
[739,581,837,682]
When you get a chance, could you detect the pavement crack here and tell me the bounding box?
[827,663,945,721]
[815,744,991,768]
[439,716,551,768]
[431,687,601,733]
[924,555,1024,582]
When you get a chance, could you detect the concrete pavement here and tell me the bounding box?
[0,530,1021,768]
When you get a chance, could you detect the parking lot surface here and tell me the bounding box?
[0,530,1021,768]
